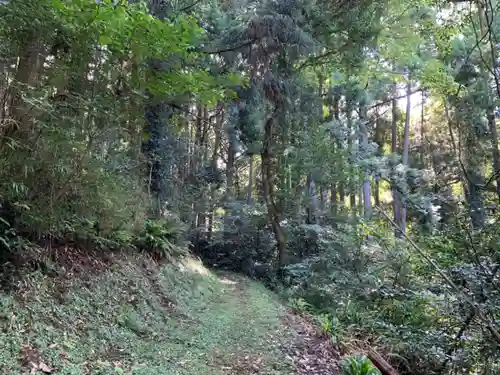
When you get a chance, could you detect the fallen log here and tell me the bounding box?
[366,348,399,375]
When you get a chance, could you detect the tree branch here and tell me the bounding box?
[178,0,202,12]
[367,89,423,110]
[199,39,257,54]
[295,41,352,72]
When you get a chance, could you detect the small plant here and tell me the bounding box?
[317,313,344,343]
[289,297,312,314]
[318,313,334,334]
[134,218,187,260]
[341,355,381,375]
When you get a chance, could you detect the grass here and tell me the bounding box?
[0,254,294,374]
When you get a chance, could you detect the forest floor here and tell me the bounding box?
[0,252,340,374]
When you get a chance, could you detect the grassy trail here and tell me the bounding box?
[179,271,293,375]
[0,256,296,374]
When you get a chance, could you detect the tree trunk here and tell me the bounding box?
[481,2,500,204]
[420,90,426,167]
[208,105,223,240]
[143,2,175,217]
[197,105,209,229]
[374,175,380,206]
[330,186,338,210]
[347,101,356,215]
[489,112,500,205]
[373,112,383,207]
[247,155,254,204]
[191,103,203,172]
[464,125,486,229]
[400,75,411,235]
[212,104,223,169]
[306,172,318,224]
[8,36,44,137]
[262,110,286,267]
[359,100,372,218]
[224,111,236,234]
[319,186,324,209]
[457,1,486,228]
[333,92,345,206]
[202,106,209,162]
[391,79,401,237]
[227,136,235,200]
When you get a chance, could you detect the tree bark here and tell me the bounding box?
[227,134,236,200]
[347,100,356,215]
[262,109,286,267]
[247,155,254,204]
[480,1,500,204]
[420,90,426,167]
[224,108,236,235]
[366,349,399,375]
[208,105,223,239]
[306,172,318,224]
[332,92,341,209]
[8,36,44,137]
[391,78,401,237]
[374,175,380,206]
[359,99,372,218]
[400,75,411,235]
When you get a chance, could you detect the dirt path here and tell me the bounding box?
[208,271,341,375]
[2,257,340,374]
[280,312,341,375]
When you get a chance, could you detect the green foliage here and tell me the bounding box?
[288,297,313,314]
[283,209,500,374]
[134,217,187,260]
[1,0,500,374]
[419,59,458,95]
[316,313,344,344]
[0,0,238,252]
[341,355,381,375]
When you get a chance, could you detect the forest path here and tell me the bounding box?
[1,256,340,374]
[202,271,341,375]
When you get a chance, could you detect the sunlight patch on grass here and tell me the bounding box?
[180,257,211,276]
[220,277,238,285]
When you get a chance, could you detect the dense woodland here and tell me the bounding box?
[0,0,499,374]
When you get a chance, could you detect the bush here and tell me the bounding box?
[134,215,188,260]
[282,214,500,375]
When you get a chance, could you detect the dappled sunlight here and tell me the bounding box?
[179,258,211,276]
[220,277,238,285]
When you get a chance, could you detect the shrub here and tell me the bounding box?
[134,216,188,260]
[283,213,500,375]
